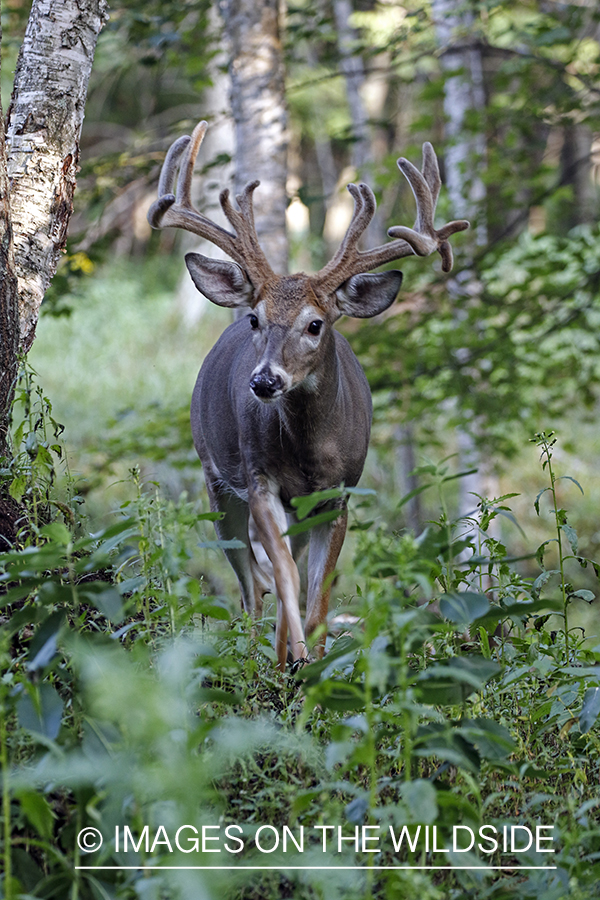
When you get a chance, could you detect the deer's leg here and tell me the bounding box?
[203,467,270,617]
[249,480,306,669]
[304,510,348,658]
[275,598,288,667]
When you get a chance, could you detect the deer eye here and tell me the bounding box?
[249,314,259,330]
[307,320,323,336]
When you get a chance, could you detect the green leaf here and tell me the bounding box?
[16,790,55,841]
[17,684,63,741]
[26,610,66,673]
[9,473,28,502]
[557,475,584,495]
[459,718,516,760]
[415,656,500,705]
[345,795,369,824]
[399,780,438,824]
[536,539,557,569]
[283,509,343,536]
[532,569,560,595]
[570,589,595,604]
[561,523,578,556]
[312,680,365,711]
[190,599,231,621]
[439,592,490,625]
[580,687,600,734]
[297,637,359,685]
[397,482,433,509]
[534,487,551,516]
[40,522,72,545]
[197,687,243,705]
[441,467,478,483]
[88,522,140,556]
[291,488,345,520]
[80,583,125,623]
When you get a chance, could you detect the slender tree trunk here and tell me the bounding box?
[220,0,289,274]
[178,4,236,324]
[433,0,487,244]
[6,0,109,352]
[332,0,387,248]
[433,0,494,525]
[0,24,18,462]
[334,0,422,528]
[333,0,370,173]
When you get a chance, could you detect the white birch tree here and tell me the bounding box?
[5,0,109,353]
[432,0,492,525]
[0,0,107,535]
[220,0,289,274]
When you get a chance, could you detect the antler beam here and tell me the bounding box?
[313,142,469,294]
[147,121,274,286]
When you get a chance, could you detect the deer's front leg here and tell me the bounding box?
[304,509,348,658]
[248,478,307,670]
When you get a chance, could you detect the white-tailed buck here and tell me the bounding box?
[148,120,468,670]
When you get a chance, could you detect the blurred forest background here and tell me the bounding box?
[4,0,600,622]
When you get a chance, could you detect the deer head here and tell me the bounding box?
[149,121,468,403]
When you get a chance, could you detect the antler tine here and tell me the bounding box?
[176,120,208,209]
[346,184,376,248]
[389,152,468,272]
[236,180,260,231]
[157,135,189,198]
[314,183,375,290]
[396,156,435,236]
[421,142,441,210]
[218,181,273,284]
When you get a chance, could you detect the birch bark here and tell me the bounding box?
[432,0,492,523]
[333,0,421,528]
[6,0,108,352]
[220,0,289,274]
[0,24,18,461]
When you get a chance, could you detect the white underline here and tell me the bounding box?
[76,865,557,871]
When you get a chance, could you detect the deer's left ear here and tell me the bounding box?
[334,271,403,319]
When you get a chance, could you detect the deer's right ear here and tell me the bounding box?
[185,253,254,308]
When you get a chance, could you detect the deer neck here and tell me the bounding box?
[278,328,340,443]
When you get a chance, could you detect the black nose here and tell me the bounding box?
[250,371,284,398]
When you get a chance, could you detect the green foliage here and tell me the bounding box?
[0,364,68,536]
[348,221,600,459]
[2,434,600,899]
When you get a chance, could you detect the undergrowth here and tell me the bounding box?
[1,375,599,900]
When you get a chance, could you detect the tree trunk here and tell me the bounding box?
[334,0,421,528]
[220,0,289,275]
[332,0,387,248]
[0,23,18,462]
[333,0,370,173]
[6,0,109,352]
[177,4,236,324]
[433,0,487,240]
[433,0,493,525]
